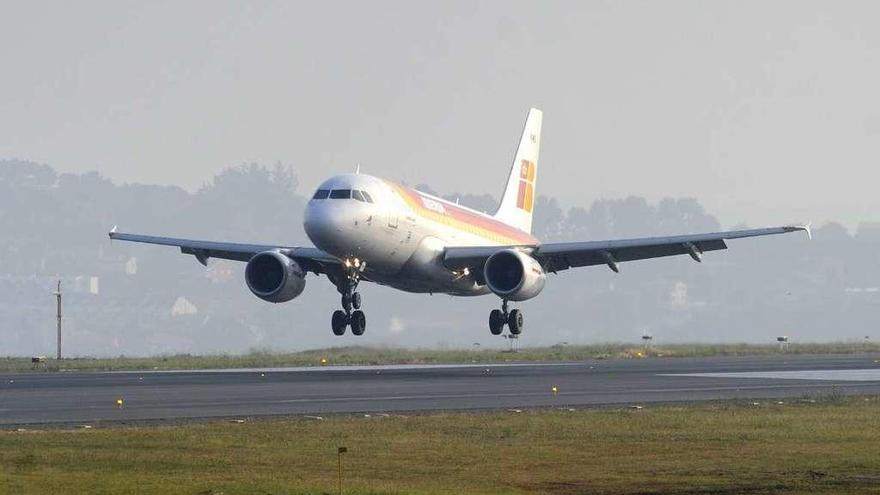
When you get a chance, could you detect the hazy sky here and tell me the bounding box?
[2,1,879,229]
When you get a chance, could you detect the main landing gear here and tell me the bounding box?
[331,259,367,336]
[489,299,523,336]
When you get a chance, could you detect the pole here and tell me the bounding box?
[337,446,347,495]
[55,280,62,360]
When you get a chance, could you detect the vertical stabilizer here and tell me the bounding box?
[494,108,542,234]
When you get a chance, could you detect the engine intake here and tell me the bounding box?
[245,251,306,303]
[483,249,546,301]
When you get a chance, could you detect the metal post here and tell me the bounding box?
[54,280,62,360]
[337,446,347,494]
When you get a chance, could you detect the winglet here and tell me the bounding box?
[109,225,118,239]
[784,223,812,240]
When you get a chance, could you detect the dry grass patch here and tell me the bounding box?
[4,343,880,373]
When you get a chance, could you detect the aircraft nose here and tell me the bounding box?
[304,203,330,246]
[304,202,349,252]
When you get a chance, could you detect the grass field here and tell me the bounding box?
[1,398,879,494]
[4,342,880,373]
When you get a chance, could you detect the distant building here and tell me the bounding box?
[73,275,99,295]
[170,297,198,316]
[205,261,233,283]
[670,281,688,308]
[125,257,138,275]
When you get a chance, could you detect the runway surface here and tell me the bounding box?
[1,353,879,426]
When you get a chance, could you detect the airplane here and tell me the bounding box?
[109,108,810,337]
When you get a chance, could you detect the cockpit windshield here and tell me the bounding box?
[312,188,375,203]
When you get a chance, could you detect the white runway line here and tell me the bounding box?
[662,369,880,382]
[106,362,588,375]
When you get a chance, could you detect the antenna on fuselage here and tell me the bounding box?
[355,163,361,174]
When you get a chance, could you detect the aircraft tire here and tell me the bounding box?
[508,309,523,335]
[332,310,348,336]
[350,310,366,336]
[489,309,505,335]
[351,292,362,310]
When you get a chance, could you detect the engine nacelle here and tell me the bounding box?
[245,251,306,303]
[483,249,546,301]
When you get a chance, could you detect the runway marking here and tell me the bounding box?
[98,362,590,375]
[662,369,880,382]
[268,382,876,405]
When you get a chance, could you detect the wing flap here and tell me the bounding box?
[109,230,339,274]
[443,225,809,274]
[540,238,728,271]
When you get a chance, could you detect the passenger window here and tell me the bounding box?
[352,190,366,202]
[361,191,374,203]
[329,189,351,199]
[312,189,330,200]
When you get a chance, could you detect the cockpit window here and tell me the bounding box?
[352,190,366,202]
[312,189,330,200]
[361,191,374,203]
[329,189,351,199]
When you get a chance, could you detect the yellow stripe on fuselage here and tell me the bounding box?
[386,181,536,246]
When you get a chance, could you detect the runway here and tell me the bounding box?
[1,353,879,426]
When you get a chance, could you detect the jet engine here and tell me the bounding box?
[483,249,546,301]
[245,251,306,303]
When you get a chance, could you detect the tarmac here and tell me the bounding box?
[1,353,878,426]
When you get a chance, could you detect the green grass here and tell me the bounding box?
[2,398,880,494]
[5,342,880,373]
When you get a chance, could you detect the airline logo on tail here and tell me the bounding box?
[516,160,535,212]
[494,108,542,234]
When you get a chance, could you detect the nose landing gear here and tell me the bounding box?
[488,300,523,336]
[331,259,367,336]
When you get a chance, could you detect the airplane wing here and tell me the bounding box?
[108,229,340,275]
[443,225,811,276]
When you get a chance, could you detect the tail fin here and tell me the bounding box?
[494,108,543,234]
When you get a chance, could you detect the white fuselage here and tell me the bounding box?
[303,174,538,295]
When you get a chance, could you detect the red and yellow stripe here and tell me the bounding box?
[385,181,537,245]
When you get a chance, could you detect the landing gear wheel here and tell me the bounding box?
[331,310,348,336]
[489,309,505,335]
[350,310,366,336]
[508,309,523,335]
[335,262,365,336]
